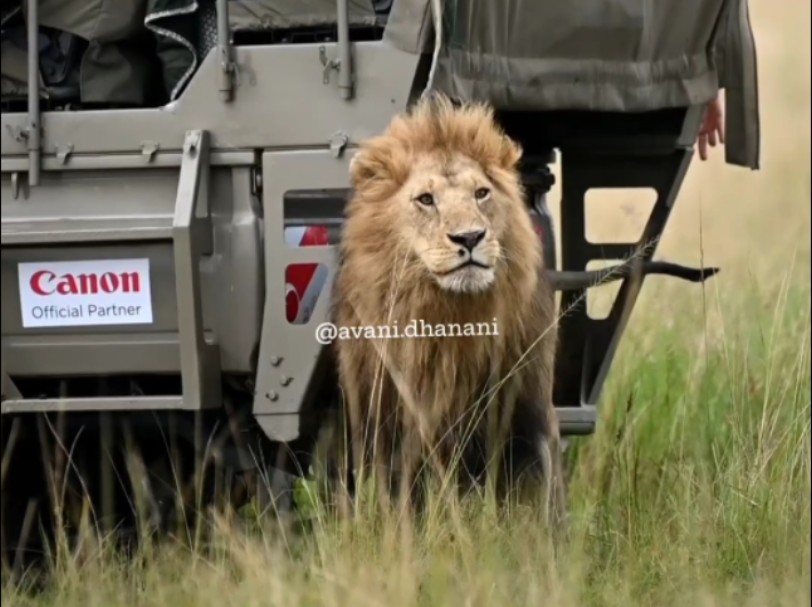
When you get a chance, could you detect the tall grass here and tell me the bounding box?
[2,272,809,607]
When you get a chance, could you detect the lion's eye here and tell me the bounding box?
[475,187,491,200]
[416,193,435,206]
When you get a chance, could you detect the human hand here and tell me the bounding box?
[697,93,725,161]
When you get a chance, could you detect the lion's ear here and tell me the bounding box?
[349,139,407,192]
[501,136,523,171]
[348,151,366,188]
[349,147,385,190]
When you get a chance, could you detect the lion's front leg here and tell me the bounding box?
[502,390,568,533]
[535,424,567,535]
[326,377,362,515]
[335,347,384,512]
[334,337,396,505]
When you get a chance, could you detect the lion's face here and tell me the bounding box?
[344,95,538,300]
[396,152,511,294]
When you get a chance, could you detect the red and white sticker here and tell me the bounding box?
[17,258,153,328]
[284,226,329,324]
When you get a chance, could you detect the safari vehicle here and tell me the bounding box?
[1,0,759,555]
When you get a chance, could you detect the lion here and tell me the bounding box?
[328,93,565,522]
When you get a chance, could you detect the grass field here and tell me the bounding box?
[3,1,810,605]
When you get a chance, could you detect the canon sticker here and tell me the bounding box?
[17,258,154,328]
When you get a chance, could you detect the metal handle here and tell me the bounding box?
[26,0,41,186]
[216,0,235,101]
[336,0,353,100]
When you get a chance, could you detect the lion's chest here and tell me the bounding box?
[371,331,520,421]
[351,288,534,425]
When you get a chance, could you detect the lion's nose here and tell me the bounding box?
[447,229,486,251]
